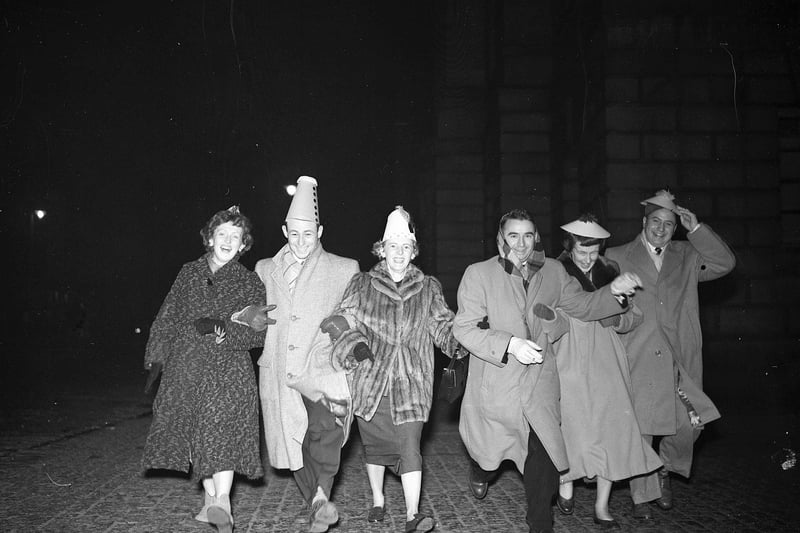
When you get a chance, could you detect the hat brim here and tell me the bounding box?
[640,195,678,213]
[560,220,610,239]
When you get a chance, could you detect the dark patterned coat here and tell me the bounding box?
[330,261,458,424]
[142,255,265,481]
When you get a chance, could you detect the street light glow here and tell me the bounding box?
[285,184,297,196]
[34,209,46,220]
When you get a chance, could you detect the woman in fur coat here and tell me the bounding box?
[326,206,461,533]
[546,215,662,528]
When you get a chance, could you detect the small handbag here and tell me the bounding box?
[439,350,469,403]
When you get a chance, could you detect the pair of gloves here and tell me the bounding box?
[320,315,374,363]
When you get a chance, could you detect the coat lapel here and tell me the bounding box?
[628,239,659,285]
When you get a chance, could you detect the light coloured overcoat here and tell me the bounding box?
[605,225,735,436]
[255,243,358,471]
[453,257,627,474]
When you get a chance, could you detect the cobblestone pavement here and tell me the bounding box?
[1,369,799,532]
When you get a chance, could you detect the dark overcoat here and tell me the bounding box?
[142,256,265,481]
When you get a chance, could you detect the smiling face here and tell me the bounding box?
[569,242,601,273]
[642,207,677,249]
[382,237,415,280]
[283,219,323,260]
[208,221,244,268]
[502,218,536,264]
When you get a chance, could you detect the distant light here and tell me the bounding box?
[135,327,142,334]
[34,209,46,219]
[285,185,297,196]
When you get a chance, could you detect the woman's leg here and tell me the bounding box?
[366,463,386,508]
[595,477,613,520]
[207,470,235,531]
[400,470,422,520]
[213,470,234,501]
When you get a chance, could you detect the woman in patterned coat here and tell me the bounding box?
[326,206,461,533]
[142,206,271,533]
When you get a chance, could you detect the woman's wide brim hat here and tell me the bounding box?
[641,189,679,214]
[560,219,610,239]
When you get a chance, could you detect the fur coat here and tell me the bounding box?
[330,261,458,424]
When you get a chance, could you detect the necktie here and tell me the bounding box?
[655,247,662,255]
[283,256,300,295]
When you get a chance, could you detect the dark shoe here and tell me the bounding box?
[309,499,338,533]
[367,505,385,523]
[405,513,435,532]
[593,514,621,529]
[468,475,488,500]
[556,494,574,515]
[656,469,673,510]
[631,502,653,520]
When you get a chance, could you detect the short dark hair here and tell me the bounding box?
[562,213,606,252]
[200,208,254,256]
[499,208,534,231]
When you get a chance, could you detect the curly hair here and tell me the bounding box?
[200,207,254,256]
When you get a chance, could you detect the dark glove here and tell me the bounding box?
[144,362,162,394]
[237,304,277,332]
[194,318,226,335]
[320,315,350,342]
[352,342,375,362]
[477,316,490,329]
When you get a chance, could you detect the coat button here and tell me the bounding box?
[655,350,662,356]
[287,373,294,379]
[288,345,296,351]
[291,315,298,321]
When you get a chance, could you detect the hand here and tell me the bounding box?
[239,304,277,332]
[144,362,163,394]
[477,316,490,329]
[353,342,374,362]
[213,324,226,345]
[508,336,543,365]
[320,394,349,418]
[675,206,699,232]
[320,315,350,342]
[610,272,641,297]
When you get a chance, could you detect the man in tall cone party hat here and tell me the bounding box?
[255,176,359,533]
[605,190,735,520]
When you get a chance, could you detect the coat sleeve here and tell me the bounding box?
[453,264,513,368]
[328,273,370,372]
[425,276,458,357]
[613,302,644,334]
[144,264,193,367]
[219,271,267,351]
[688,224,736,282]
[554,263,627,321]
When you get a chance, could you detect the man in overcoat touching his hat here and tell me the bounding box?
[605,189,736,519]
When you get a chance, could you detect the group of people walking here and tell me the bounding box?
[141,177,735,533]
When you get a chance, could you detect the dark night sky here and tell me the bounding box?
[2,1,436,348]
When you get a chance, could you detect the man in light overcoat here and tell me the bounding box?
[605,190,735,519]
[453,209,641,533]
[255,176,359,533]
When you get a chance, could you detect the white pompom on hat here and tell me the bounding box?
[381,205,416,242]
[286,176,320,224]
[641,189,678,215]
[560,219,611,239]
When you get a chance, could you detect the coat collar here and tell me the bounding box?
[368,261,424,301]
[269,243,327,299]
[557,252,618,291]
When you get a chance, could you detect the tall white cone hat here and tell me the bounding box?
[286,176,320,224]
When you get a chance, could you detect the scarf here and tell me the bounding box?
[496,226,545,292]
